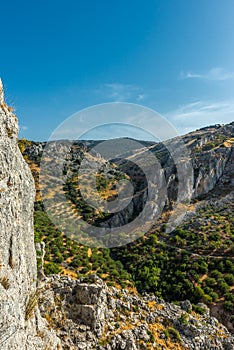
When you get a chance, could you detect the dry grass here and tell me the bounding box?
[25,289,39,320]
[0,275,10,290]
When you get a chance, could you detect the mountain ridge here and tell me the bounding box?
[19,121,234,332]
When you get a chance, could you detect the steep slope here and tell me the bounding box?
[18,121,234,333]
[0,80,60,349]
[113,133,234,332]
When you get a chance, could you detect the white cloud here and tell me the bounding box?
[99,83,146,102]
[166,100,234,134]
[19,125,28,131]
[180,67,234,81]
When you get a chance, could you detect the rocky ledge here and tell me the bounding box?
[37,274,234,350]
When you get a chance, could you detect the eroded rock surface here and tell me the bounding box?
[0,82,61,349]
[37,274,234,350]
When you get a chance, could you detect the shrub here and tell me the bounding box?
[203,294,212,304]
[205,277,216,287]
[193,286,205,301]
[44,262,61,275]
[223,301,233,312]
[210,270,222,279]
[178,313,188,325]
[224,293,234,302]
[164,327,181,341]
[224,274,234,286]
[209,291,219,302]
[218,280,230,294]
[192,304,206,315]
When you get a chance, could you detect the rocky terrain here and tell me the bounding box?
[19,116,234,332]
[37,274,234,350]
[19,121,234,235]
[0,80,233,349]
[0,79,61,349]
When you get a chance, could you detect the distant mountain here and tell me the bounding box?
[1,81,233,349]
[18,121,234,336]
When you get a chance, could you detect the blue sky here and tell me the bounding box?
[1,0,234,140]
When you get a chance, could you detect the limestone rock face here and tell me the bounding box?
[0,83,60,349]
[38,275,107,349]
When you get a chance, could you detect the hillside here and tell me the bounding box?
[18,121,234,334]
[1,80,233,349]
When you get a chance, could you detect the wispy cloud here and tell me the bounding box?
[98,83,146,102]
[19,125,28,131]
[166,100,234,134]
[180,67,234,81]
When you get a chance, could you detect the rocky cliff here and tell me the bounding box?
[0,81,61,349]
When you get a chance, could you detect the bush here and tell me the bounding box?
[164,327,181,341]
[223,301,233,312]
[224,293,234,302]
[218,280,230,294]
[205,277,216,287]
[72,258,82,268]
[209,291,219,302]
[81,266,89,274]
[192,304,206,315]
[44,262,61,275]
[210,270,222,279]
[224,274,234,286]
[178,313,188,325]
[25,290,39,320]
[193,286,205,302]
[203,294,212,304]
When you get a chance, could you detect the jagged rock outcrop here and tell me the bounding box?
[0,82,61,349]
[38,275,107,349]
[37,274,234,349]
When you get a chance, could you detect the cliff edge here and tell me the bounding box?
[0,81,60,349]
